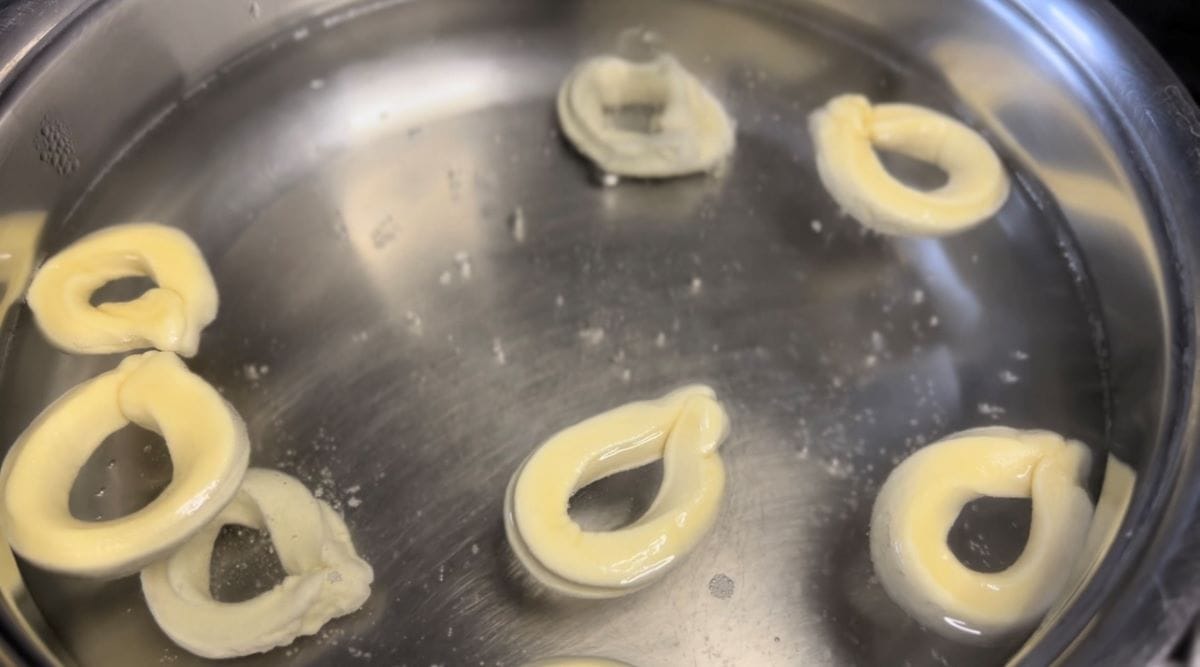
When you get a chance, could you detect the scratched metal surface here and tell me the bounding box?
[0,0,1196,665]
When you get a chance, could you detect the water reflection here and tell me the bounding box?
[1080,457,1136,565]
[0,212,45,323]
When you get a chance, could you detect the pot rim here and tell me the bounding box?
[999,1,1200,663]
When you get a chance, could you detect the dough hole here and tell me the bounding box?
[604,102,666,134]
[88,275,156,306]
[209,524,287,603]
[604,92,672,134]
[947,496,1032,573]
[68,424,173,522]
[568,460,663,531]
[875,147,949,192]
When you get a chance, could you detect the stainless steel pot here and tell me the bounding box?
[0,0,1197,665]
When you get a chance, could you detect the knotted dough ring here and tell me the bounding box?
[28,223,218,356]
[557,54,735,178]
[505,385,729,598]
[0,351,249,578]
[141,468,374,659]
[870,427,1094,637]
[809,94,1010,236]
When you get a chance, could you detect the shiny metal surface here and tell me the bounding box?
[0,0,1195,665]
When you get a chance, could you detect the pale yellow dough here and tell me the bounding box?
[809,94,1010,236]
[505,385,729,598]
[557,54,735,178]
[0,212,44,322]
[27,223,218,356]
[1079,456,1134,572]
[870,427,1093,637]
[1028,456,1136,644]
[0,351,249,578]
[141,468,373,659]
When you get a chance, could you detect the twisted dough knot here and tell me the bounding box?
[506,385,729,598]
[28,223,218,356]
[809,94,1010,236]
[0,351,249,578]
[557,54,735,178]
[141,468,374,659]
[870,427,1094,638]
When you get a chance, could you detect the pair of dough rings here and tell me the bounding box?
[557,54,735,178]
[809,94,1010,236]
[8,223,373,658]
[27,223,218,357]
[141,468,374,659]
[870,427,1094,637]
[0,350,250,578]
[505,385,729,598]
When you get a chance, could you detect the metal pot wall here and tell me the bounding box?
[0,0,1197,665]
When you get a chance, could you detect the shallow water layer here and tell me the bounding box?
[0,0,1108,665]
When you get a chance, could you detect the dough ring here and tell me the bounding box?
[28,223,218,356]
[505,385,729,598]
[870,427,1094,637]
[140,468,374,659]
[557,54,735,178]
[0,351,249,578]
[0,212,44,323]
[808,94,1010,236]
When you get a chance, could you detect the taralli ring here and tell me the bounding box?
[505,385,729,598]
[809,94,1010,236]
[28,223,218,356]
[870,427,1094,637]
[557,54,735,178]
[0,351,249,578]
[140,468,374,659]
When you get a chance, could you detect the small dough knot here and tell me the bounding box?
[140,468,374,659]
[557,54,735,178]
[870,426,1094,638]
[809,94,1010,236]
[28,223,218,356]
[505,385,730,598]
[0,350,249,578]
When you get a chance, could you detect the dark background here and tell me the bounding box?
[1112,0,1200,98]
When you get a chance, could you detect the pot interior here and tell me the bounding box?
[0,0,1177,665]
